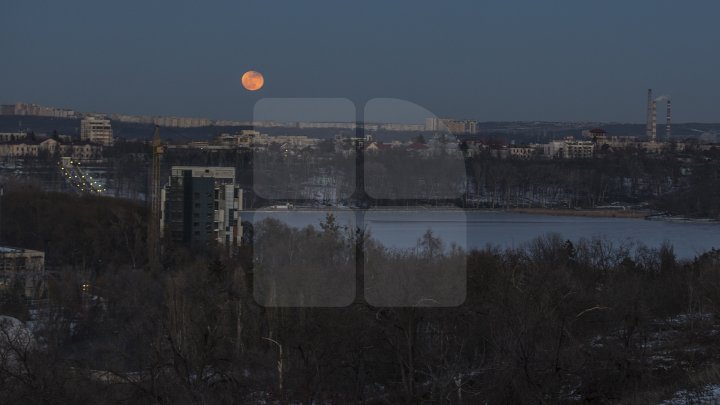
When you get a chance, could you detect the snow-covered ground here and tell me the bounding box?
[659,384,720,404]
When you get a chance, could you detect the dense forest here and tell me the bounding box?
[1,189,720,403]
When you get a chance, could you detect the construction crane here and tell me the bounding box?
[148,126,164,270]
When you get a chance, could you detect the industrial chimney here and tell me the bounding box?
[665,98,672,141]
[646,89,653,139]
[646,90,672,143]
[651,99,658,143]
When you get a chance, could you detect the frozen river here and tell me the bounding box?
[245,210,720,259]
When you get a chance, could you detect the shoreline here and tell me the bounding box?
[506,207,651,219]
[255,206,652,218]
[253,206,719,223]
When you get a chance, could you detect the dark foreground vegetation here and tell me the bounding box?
[1,189,720,404]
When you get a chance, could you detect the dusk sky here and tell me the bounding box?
[2,0,720,123]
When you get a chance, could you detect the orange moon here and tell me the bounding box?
[241,70,264,91]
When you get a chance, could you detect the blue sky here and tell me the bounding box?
[1,0,719,123]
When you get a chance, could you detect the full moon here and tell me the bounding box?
[241,70,264,91]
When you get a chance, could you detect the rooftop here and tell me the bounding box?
[0,246,44,254]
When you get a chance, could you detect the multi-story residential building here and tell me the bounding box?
[152,116,211,128]
[0,103,77,118]
[563,140,595,159]
[0,246,45,299]
[80,116,114,145]
[110,114,155,124]
[376,123,426,131]
[111,114,212,128]
[542,139,594,159]
[425,117,478,134]
[425,117,441,131]
[160,166,243,249]
[295,122,357,130]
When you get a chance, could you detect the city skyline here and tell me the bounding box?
[1,95,717,129]
[2,1,720,123]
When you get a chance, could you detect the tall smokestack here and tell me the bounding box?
[646,88,653,138]
[666,98,672,142]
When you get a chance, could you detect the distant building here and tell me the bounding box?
[563,140,595,159]
[110,113,212,128]
[543,140,566,158]
[161,166,243,248]
[62,141,103,160]
[425,117,478,134]
[0,133,26,142]
[583,128,608,144]
[0,103,76,118]
[543,139,594,159]
[425,118,440,131]
[0,139,102,160]
[376,123,426,131]
[110,114,155,125]
[80,116,114,145]
[365,141,392,153]
[295,122,356,130]
[638,141,670,154]
[0,141,39,157]
[214,120,250,127]
[0,247,45,299]
[153,116,211,128]
[509,146,535,159]
[213,131,318,151]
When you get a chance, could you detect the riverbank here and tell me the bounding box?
[256,205,718,223]
[259,205,652,218]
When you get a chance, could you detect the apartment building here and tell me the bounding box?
[0,247,45,299]
[80,116,114,145]
[160,166,243,248]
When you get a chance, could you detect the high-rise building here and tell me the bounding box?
[160,166,243,248]
[80,116,114,145]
